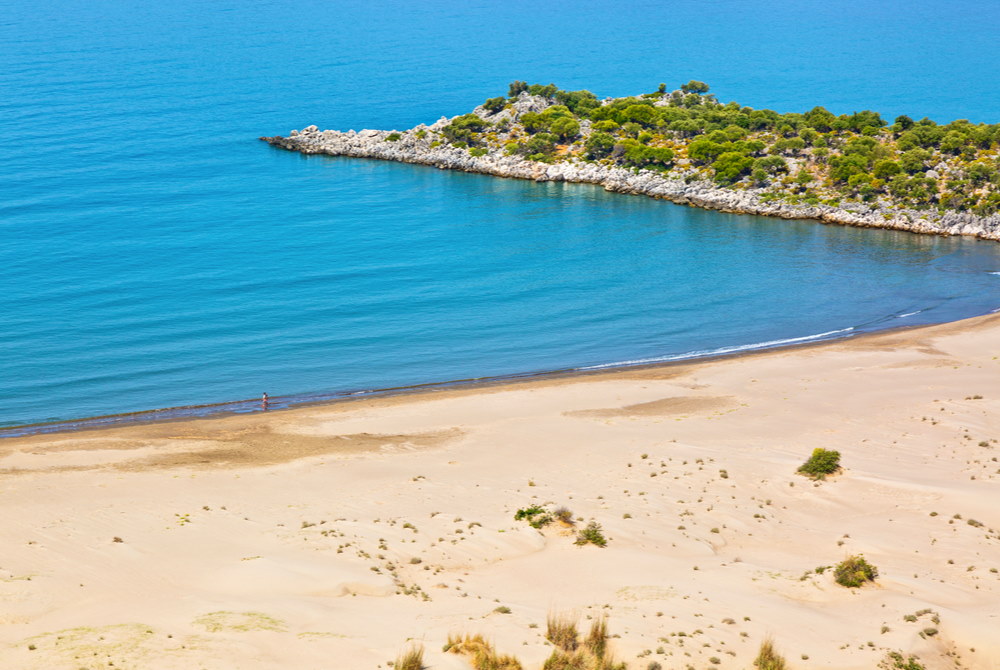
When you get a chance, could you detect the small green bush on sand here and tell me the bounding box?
[798,448,841,479]
[834,555,878,587]
[575,521,608,547]
[880,651,926,670]
[514,504,553,529]
[514,505,546,521]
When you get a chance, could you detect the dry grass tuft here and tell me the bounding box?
[542,648,589,669]
[754,638,788,670]
[546,613,579,651]
[395,644,425,670]
[542,646,625,670]
[445,633,522,670]
[584,616,607,659]
[553,506,574,524]
[441,615,623,670]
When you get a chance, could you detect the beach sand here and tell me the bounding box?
[1,314,999,669]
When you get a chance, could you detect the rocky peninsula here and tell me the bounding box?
[262,81,1000,241]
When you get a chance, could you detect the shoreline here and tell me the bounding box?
[261,123,1000,242]
[3,293,1000,668]
[3,309,995,440]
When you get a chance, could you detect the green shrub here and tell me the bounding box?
[508,80,528,98]
[514,505,546,521]
[469,147,488,157]
[622,143,675,171]
[385,132,402,142]
[585,132,616,160]
[712,151,754,184]
[834,555,878,587]
[797,448,841,479]
[483,96,507,113]
[530,514,553,529]
[880,651,926,670]
[514,505,553,528]
[575,521,607,547]
[550,116,580,141]
[680,80,710,94]
[442,113,489,145]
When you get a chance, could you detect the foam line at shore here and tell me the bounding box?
[0,324,867,438]
[9,298,1000,439]
[579,327,856,370]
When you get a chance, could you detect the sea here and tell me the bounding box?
[2,0,1000,430]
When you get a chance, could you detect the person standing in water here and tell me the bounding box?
[261,392,269,410]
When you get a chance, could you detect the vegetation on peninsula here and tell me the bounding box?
[426,80,1000,216]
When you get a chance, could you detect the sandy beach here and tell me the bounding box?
[2,314,999,669]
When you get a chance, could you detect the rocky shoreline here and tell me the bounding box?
[261,122,1000,242]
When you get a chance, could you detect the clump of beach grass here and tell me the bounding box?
[440,615,624,670]
[584,616,608,659]
[754,638,788,670]
[542,615,624,670]
[546,614,579,651]
[395,644,425,670]
[444,633,522,670]
[797,448,842,479]
[542,648,589,669]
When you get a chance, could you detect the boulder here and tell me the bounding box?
[429,116,450,131]
[512,93,552,115]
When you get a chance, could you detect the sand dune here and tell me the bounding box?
[1,315,999,669]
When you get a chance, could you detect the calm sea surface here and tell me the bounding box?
[2,0,1000,429]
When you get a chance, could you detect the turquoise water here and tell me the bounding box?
[2,0,1000,430]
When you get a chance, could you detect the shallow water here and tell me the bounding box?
[2,0,999,428]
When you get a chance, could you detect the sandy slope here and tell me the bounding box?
[1,314,999,669]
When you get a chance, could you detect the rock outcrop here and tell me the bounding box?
[260,125,1000,242]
